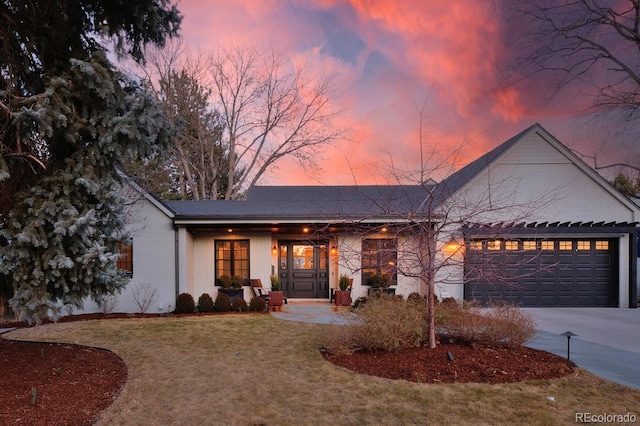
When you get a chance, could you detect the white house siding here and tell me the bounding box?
[336,233,422,300]
[439,129,639,306]
[75,194,177,315]
[188,232,273,302]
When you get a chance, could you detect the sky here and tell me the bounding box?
[173,0,638,186]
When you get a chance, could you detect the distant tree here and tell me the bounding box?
[507,1,640,124]
[611,172,640,198]
[0,0,181,323]
[208,44,346,200]
[505,0,640,174]
[134,42,239,200]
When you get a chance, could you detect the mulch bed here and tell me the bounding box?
[322,340,573,384]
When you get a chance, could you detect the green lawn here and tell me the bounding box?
[7,314,640,425]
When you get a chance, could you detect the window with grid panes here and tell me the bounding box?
[361,238,397,285]
[215,240,249,285]
[116,243,133,275]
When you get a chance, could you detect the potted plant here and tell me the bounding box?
[268,275,284,307]
[335,274,352,306]
[218,274,233,289]
[367,273,395,296]
[217,274,244,302]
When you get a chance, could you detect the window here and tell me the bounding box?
[116,243,133,275]
[596,241,609,250]
[469,241,483,251]
[559,241,573,250]
[541,241,554,250]
[215,240,249,284]
[505,241,518,251]
[523,241,537,250]
[487,240,501,251]
[361,239,397,285]
[577,241,591,250]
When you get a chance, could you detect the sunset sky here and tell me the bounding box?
[174,0,638,185]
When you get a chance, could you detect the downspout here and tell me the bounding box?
[630,229,638,308]
[174,226,180,301]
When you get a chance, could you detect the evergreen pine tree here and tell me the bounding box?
[0,1,181,323]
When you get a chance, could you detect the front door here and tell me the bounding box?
[278,241,329,298]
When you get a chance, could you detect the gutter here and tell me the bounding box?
[174,226,180,301]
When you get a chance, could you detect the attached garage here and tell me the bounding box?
[463,223,637,307]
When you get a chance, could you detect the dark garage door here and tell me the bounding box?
[464,239,616,307]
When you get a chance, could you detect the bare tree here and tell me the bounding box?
[508,1,640,119]
[327,107,559,349]
[134,41,230,200]
[208,45,346,199]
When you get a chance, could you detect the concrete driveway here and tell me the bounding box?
[524,308,640,390]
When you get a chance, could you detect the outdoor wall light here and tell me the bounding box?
[330,245,337,255]
[444,237,463,254]
[272,245,278,255]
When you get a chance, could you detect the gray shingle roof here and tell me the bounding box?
[163,185,434,220]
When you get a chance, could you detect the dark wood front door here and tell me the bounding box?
[278,241,329,298]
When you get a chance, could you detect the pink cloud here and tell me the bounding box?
[171,0,629,186]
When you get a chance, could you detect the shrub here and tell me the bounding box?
[436,301,536,347]
[218,275,232,288]
[214,293,232,312]
[96,294,118,314]
[338,274,351,291]
[131,282,158,313]
[249,296,267,312]
[231,275,244,289]
[352,296,368,309]
[230,298,249,312]
[270,275,281,291]
[323,295,428,353]
[197,293,215,313]
[175,293,195,313]
[406,292,424,304]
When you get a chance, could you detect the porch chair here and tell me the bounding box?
[250,279,288,304]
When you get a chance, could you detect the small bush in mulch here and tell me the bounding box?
[230,298,249,312]
[197,293,215,313]
[323,295,537,354]
[214,293,232,312]
[249,296,267,312]
[436,301,536,348]
[175,293,195,313]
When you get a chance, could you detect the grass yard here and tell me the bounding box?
[6,314,640,425]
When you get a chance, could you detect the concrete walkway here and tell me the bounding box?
[272,303,640,390]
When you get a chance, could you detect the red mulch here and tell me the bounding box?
[0,338,127,426]
[322,340,573,384]
[1,313,573,425]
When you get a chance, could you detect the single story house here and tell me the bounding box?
[79,123,639,314]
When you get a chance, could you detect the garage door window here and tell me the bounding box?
[505,241,518,250]
[523,241,537,250]
[541,241,554,250]
[596,241,609,250]
[559,241,572,250]
[487,240,501,250]
[470,241,483,250]
[577,241,591,250]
